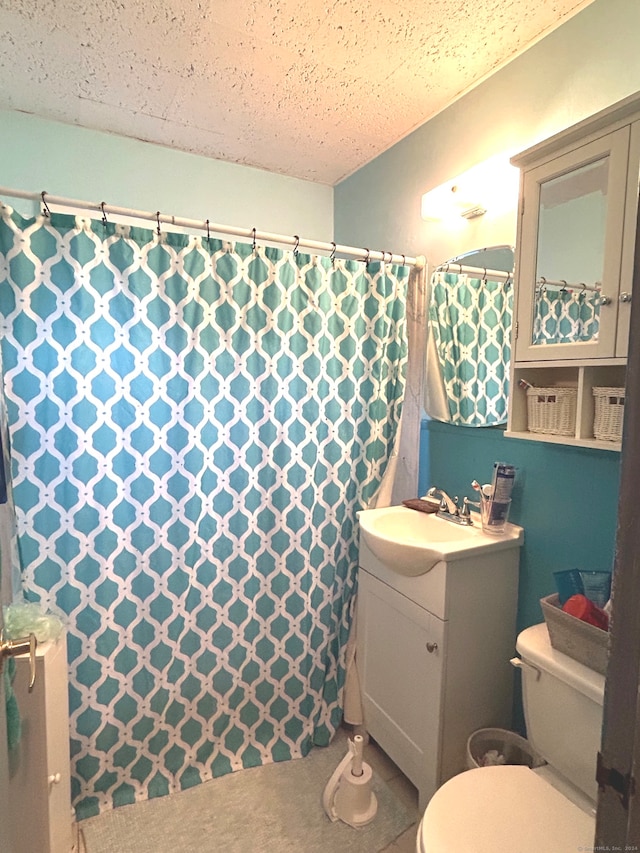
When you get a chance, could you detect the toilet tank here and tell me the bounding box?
[516,623,605,802]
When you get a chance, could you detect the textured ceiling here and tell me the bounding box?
[0,0,595,185]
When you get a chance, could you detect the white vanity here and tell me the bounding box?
[356,506,523,810]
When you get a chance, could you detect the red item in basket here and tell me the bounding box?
[562,594,609,631]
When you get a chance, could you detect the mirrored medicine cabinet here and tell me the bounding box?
[507,93,640,450]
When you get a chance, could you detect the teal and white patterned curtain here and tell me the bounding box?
[0,204,408,818]
[532,286,600,345]
[428,270,512,426]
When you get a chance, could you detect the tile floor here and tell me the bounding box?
[73,726,421,853]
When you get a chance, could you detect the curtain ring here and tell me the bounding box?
[100,202,108,229]
[330,241,336,265]
[365,248,371,267]
[205,219,211,245]
[293,235,299,256]
[156,211,161,236]
[402,254,406,266]
[482,268,487,282]
[41,191,51,218]
[252,227,257,253]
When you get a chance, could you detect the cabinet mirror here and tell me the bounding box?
[531,156,608,348]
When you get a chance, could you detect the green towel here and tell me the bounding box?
[4,657,21,750]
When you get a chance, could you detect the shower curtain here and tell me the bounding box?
[0,205,409,818]
[427,270,512,427]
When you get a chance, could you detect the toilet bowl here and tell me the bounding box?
[416,622,604,853]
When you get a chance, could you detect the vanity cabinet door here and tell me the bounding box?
[515,126,631,362]
[356,568,446,808]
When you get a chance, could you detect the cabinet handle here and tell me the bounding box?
[620,292,632,303]
[599,295,612,305]
[426,642,438,653]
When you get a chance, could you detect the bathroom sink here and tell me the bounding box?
[358,505,523,577]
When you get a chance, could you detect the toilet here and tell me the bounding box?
[416,622,605,853]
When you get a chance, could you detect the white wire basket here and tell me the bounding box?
[593,386,625,442]
[526,387,577,436]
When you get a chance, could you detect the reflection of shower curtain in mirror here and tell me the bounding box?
[532,288,600,345]
[427,271,512,427]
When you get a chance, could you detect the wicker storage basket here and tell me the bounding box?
[593,386,625,442]
[540,593,608,675]
[526,387,577,436]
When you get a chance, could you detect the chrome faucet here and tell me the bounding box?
[423,487,473,526]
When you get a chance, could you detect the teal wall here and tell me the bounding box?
[420,421,620,632]
[334,0,638,646]
[0,109,333,239]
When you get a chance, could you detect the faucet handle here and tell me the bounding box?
[460,497,471,519]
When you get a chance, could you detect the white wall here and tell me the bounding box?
[334,0,640,271]
[0,110,333,240]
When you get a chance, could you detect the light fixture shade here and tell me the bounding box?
[421,154,519,221]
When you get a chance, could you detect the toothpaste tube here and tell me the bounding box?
[491,462,516,503]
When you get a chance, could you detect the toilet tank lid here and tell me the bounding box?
[516,624,605,706]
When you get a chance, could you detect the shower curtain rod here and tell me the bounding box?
[536,277,601,294]
[434,262,513,281]
[0,186,424,268]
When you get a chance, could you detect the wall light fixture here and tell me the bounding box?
[421,154,520,222]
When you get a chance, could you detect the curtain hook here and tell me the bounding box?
[156,211,161,236]
[293,235,299,256]
[330,241,336,266]
[560,279,568,294]
[402,254,406,266]
[483,268,487,282]
[41,191,51,218]
[206,219,211,245]
[252,227,257,253]
[100,202,108,229]
[365,248,371,267]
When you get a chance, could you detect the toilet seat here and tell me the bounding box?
[417,765,595,853]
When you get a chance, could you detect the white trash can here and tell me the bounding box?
[466,727,545,771]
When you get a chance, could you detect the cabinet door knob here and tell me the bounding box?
[620,292,632,303]
[426,642,438,653]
